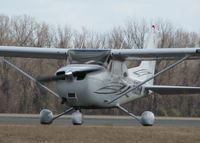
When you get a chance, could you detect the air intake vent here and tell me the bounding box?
[68,93,76,98]
[56,71,65,76]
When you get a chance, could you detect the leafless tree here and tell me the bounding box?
[0,15,200,116]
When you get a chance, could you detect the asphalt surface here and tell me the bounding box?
[0,114,200,127]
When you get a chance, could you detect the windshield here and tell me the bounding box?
[68,49,111,66]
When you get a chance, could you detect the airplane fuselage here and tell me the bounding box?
[55,61,146,109]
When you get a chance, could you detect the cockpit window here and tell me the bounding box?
[68,50,110,66]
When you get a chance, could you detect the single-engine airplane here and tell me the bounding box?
[0,27,200,126]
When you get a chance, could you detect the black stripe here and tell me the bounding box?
[94,85,130,95]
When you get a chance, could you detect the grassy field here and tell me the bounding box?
[0,125,200,143]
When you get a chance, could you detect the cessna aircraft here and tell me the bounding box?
[0,27,200,126]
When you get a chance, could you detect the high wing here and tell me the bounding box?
[0,46,200,60]
[144,85,200,94]
[111,48,200,60]
[0,46,68,59]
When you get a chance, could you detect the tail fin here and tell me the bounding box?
[128,26,160,85]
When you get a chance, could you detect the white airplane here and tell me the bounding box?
[0,27,200,126]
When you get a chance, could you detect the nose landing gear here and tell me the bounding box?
[72,110,83,125]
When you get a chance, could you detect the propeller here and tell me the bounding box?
[37,65,105,83]
[37,71,73,82]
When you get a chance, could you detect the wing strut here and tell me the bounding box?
[2,58,60,99]
[52,107,74,121]
[117,104,155,126]
[117,104,140,121]
[108,55,190,104]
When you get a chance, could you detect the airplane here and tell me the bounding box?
[0,26,200,126]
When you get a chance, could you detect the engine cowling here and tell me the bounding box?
[140,111,155,126]
[39,109,54,124]
[72,110,83,125]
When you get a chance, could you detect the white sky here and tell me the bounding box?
[0,0,200,33]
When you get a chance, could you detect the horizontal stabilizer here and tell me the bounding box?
[144,85,200,94]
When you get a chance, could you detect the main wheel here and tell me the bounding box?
[140,111,155,126]
[39,109,53,124]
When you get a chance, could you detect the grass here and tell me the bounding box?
[0,125,200,143]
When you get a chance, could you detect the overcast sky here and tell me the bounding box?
[0,0,200,33]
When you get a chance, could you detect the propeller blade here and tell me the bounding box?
[37,74,66,82]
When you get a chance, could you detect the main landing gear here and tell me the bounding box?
[117,104,155,126]
[39,106,155,126]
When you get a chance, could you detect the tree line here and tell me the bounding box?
[0,15,200,116]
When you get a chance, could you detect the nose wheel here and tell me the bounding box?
[72,110,83,125]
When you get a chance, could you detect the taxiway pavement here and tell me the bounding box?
[0,114,200,127]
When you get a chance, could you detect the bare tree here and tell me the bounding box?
[10,15,36,46]
[124,20,148,49]
[55,26,72,48]
[108,26,125,49]
[0,15,200,116]
[0,15,12,45]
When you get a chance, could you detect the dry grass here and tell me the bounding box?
[0,125,200,143]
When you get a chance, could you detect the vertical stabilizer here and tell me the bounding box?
[128,26,160,85]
